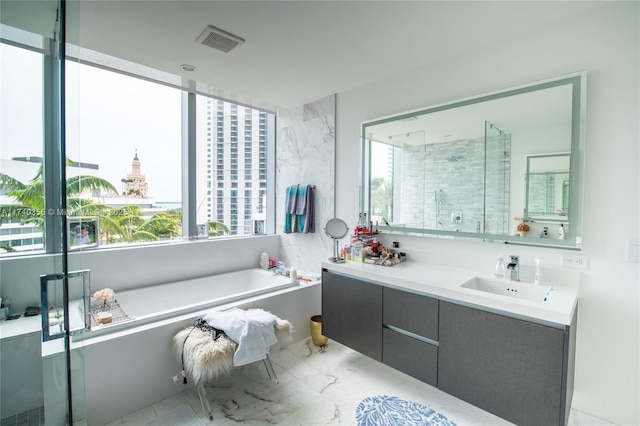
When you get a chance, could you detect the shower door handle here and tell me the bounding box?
[40,270,92,342]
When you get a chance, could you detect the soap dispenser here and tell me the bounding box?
[494,254,507,279]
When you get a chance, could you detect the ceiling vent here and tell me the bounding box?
[195,25,245,53]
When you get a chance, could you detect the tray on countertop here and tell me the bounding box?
[90,300,134,326]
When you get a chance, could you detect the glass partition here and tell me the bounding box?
[484,121,510,235]
[1,0,88,424]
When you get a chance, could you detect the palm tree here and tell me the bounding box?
[208,220,230,236]
[138,211,181,240]
[370,176,393,221]
[0,160,118,227]
[1,160,230,250]
[0,160,118,252]
[96,207,182,244]
[99,205,145,244]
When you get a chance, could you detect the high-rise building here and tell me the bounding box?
[204,99,268,235]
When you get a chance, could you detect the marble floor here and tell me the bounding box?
[104,338,608,426]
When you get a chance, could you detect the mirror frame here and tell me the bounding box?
[360,73,585,249]
[324,218,349,239]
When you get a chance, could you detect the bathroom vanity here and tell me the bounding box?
[321,261,578,426]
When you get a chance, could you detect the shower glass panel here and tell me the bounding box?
[0,1,87,424]
[484,121,511,236]
[397,131,426,230]
[422,132,486,235]
[0,29,49,424]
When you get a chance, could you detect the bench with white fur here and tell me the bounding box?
[173,309,292,421]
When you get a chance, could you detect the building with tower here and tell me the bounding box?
[123,150,148,198]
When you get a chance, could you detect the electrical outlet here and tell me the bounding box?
[561,253,589,269]
[626,239,640,263]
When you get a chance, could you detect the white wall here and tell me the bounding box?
[336,3,639,425]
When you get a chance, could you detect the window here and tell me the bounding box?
[0,43,45,253]
[65,61,183,247]
[197,96,273,236]
[1,31,275,256]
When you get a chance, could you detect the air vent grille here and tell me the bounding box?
[196,25,245,53]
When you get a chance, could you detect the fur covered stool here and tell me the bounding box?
[173,309,292,421]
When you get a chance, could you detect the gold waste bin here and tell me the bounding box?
[310,315,328,346]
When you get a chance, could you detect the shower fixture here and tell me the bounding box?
[435,189,444,225]
[489,122,504,134]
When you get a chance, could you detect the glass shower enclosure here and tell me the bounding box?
[0,1,88,424]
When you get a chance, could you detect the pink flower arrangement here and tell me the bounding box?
[93,288,115,302]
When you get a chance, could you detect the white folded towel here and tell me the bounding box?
[202,308,278,366]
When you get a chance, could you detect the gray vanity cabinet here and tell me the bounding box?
[382,287,439,386]
[383,287,438,340]
[438,301,576,426]
[321,270,382,361]
[322,268,576,426]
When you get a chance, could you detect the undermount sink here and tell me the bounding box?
[460,277,552,303]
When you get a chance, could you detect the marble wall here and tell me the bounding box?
[276,95,336,274]
[400,135,510,234]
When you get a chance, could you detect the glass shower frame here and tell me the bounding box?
[0,0,88,424]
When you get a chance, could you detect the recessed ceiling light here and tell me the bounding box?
[181,64,196,72]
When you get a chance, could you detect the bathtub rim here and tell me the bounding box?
[79,268,299,339]
[42,279,320,358]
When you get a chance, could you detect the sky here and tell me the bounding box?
[1,43,183,202]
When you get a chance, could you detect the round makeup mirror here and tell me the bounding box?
[324,218,349,262]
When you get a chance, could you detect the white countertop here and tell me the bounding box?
[321,260,578,327]
[0,314,42,340]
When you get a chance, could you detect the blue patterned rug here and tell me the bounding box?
[356,395,458,426]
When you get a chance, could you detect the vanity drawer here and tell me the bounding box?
[383,287,438,341]
[382,327,438,387]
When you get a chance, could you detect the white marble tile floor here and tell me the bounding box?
[105,338,597,425]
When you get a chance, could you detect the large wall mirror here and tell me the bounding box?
[361,73,585,248]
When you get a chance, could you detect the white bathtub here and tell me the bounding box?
[47,268,321,426]
[75,268,297,338]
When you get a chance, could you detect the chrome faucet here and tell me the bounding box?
[275,261,286,276]
[507,255,520,281]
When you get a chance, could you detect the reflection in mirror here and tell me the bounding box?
[525,153,570,219]
[362,73,584,248]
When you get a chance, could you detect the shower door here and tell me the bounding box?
[41,1,90,424]
[0,1,88,424]
[484,121,511,236]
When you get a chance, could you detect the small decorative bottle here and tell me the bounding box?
[494,254,507,279]
[260,252,269,270]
